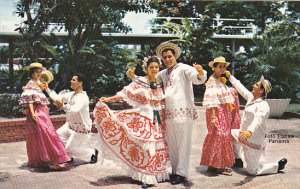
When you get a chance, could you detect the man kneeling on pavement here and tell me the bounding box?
[226,71,287,175]
[44,72,98,165]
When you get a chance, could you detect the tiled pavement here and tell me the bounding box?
[1,107,300,189]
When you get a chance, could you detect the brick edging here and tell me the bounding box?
[0,115,67,143]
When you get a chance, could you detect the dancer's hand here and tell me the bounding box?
[99,97,110,103]
[38,82,48,91]
[239,131,252,141]
[54,100,63,108]
[210,117,217,127]
[225,71,231,78]
[43,82,48,90]
[31,113,38,121]
[91,124,98,133]
[193,64,204,76]
[126,68,135,79]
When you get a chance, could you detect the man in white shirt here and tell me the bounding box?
[155,42,207,184]
[46,73,98,165]
[226,71,287,175]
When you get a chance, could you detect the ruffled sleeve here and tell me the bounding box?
[117,77,150,107]
[19,81,49,107]
[202,76,234,108]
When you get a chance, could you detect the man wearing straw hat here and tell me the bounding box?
[45,73,98,165]
[155,42,207,184]
[226,71,287,175]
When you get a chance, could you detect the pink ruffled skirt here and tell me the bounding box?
[25,104,70,168]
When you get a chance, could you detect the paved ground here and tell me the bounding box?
[1,107,300,189]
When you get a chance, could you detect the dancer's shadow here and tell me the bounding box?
[0,171,10,182]
[168,174,194,188]
[18,162,77,173]
[195,166,219,177]
[89,176,134,187]
[233,175,254,186]
[232,167,285,186]
[182,179,194,188]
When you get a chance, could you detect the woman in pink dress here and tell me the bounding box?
[19,63,70,170]
[93,56,169,188]
[200,57,237,176]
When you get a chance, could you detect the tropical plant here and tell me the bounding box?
[0,94,23,118]
[13,0,151,99]
[233,17,300,100]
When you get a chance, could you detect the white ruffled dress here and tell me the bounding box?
[93,77,169,185]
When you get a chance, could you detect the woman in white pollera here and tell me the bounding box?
[93,56,169,188]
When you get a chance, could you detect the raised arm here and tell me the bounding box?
[45,88,60,101]
[226,71,253,101]
[126,68,136,80]
[99,95,123,103]
[45,88,72,109]
[183,63,207,85]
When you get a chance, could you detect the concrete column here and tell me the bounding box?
[231,39,236,76]
[8,40,14,92]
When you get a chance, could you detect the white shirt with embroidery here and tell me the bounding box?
[46,88,92,133]
[229,76,270,146]
[157,63,207,120]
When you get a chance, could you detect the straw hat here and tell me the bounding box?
[42,70,54,83]
[156,42,181,59]
[260,75,272,94]
[26,62,43,70]
[208,56,230,68]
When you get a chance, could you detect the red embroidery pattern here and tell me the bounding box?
[19,94,49,107]
[20,82,49,107]
[68,125,90,134]
[23,85,42,92]
[122,88,149,104]
[229,88,241,129]
[204,77,234,105]
[131,82,144,90]
[162,64,179,88]
[94,104,168,174]
[239,140,265,150]
[200,103,235,168]
[164,107,198,120]
[204,91,233,100]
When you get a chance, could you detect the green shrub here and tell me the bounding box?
[0,93,66,118]
[0,93,23,118]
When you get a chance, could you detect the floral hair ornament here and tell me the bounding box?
[219,77,227,84]
[142,56,163,74]
[260,75,272,96]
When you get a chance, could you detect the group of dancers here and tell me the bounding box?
[19,42,288,188]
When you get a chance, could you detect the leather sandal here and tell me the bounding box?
[218,168,232,176]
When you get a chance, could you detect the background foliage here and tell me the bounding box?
[13,0,151,97]
[0,1,299,117]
